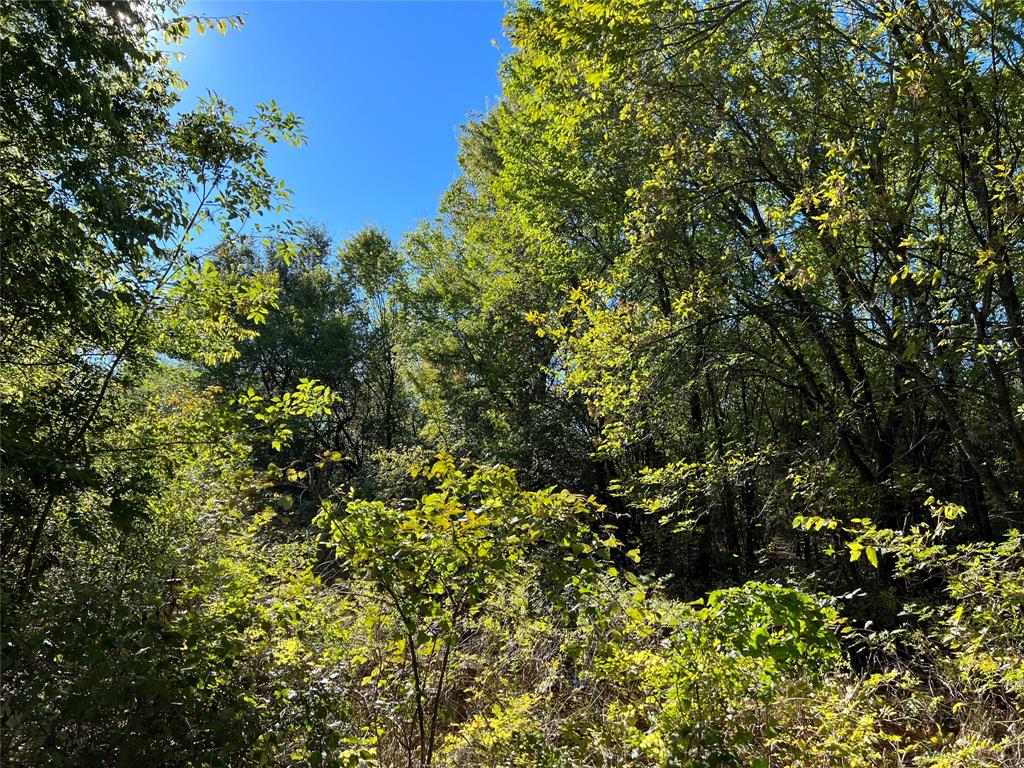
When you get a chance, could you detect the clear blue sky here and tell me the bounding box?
[177,1,507,245]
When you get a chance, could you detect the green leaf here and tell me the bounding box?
[865,546,880,569]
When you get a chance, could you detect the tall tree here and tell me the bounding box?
[203,226,416,499]
[399,119,607,493]
[1,0,304,593]
[396,0,1024,591]
[495,0,1024,586]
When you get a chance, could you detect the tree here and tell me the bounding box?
[1,0,304,595]
[399,120,607,494]
[315,453,612,768]
[202,226,416,500]
[432,0,1024,590]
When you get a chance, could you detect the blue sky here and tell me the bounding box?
[177,1,507,245]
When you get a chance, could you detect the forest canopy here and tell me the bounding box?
[1,0,1022,766]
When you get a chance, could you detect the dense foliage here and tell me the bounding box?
[2,0,1022,766]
